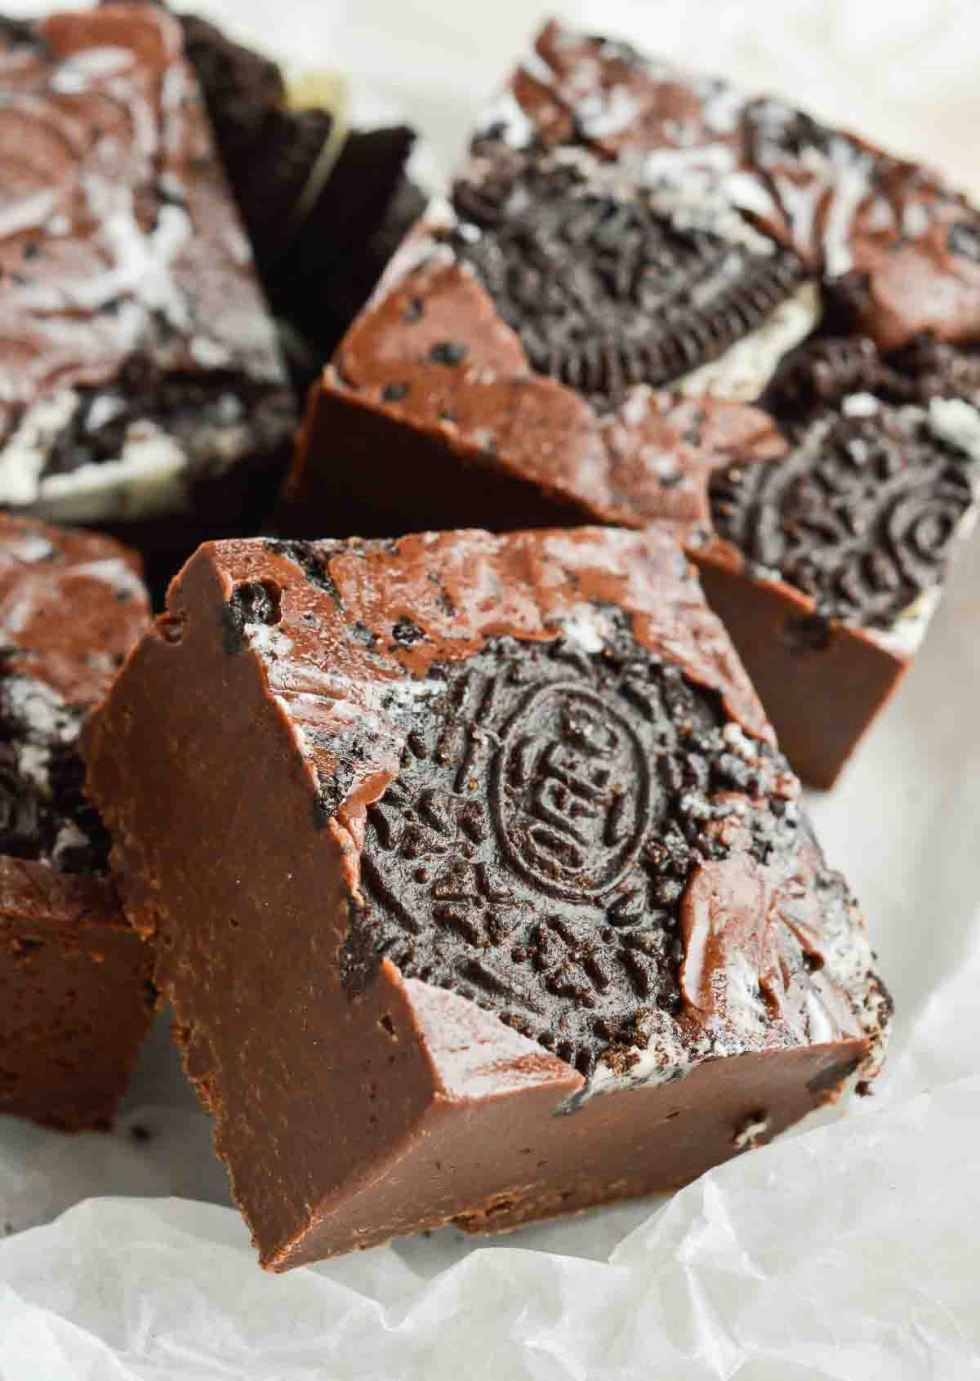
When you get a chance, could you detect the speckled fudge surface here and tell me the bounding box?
[0,6,293,529]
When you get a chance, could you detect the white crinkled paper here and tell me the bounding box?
[1,0,979,1374]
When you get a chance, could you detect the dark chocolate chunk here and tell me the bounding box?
[453,161,803,398]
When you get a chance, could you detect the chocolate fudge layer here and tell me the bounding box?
[285,21,980,786]
[85,526,889,1267]
[0,514,153,1129]
[0,6,294,537]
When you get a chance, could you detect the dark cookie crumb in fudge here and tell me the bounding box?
[0,671,111,875]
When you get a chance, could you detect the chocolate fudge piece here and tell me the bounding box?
[0,6,294,542]
[0,514,153,1129]
[285,21,980,786]
[700,336,980,783]
[84,525,889,1267]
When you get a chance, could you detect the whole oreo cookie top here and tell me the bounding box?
[352,628,796,1074]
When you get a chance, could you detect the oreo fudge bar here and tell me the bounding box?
[84,525,889,1267]
[287,21,980,786]
[0,6,294,538]
[0,514,153,1129]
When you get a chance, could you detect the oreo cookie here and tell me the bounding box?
[710,389,979,629]
[452,162,804,400]
[350,629,795,1076]
[0,671,111,875]
[767,336,980,418]
[175,9,421,386]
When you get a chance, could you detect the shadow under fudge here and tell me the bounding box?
[0,514,153,1131]
[284,20,980,788]
[83,525,889,1268]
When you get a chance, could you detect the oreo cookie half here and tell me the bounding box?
[452,163,805,400]
[710,390,980,630]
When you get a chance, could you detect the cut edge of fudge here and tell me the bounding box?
[0,513,155,1129]
[0,855,154,1130]
[84,525,890,1267]
[0,5,296,533]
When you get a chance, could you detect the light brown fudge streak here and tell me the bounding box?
[84,527,888,1268]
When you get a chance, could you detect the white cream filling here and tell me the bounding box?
[3,677,75,743]
[0,392,80,506]
[676,279,822,402]
[33,424,189,524]
[558,607,611,655]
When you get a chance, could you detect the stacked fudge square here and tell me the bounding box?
[0,514,153,1128]
[287,20,980,786]
[12,8,980,1270]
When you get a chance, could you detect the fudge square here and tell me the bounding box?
[85,525,889,1268]
[286,20,980,787]
[0,514,153,1129]
[0,6,294,532]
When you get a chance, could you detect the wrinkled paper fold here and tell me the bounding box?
[1,0,979,1374]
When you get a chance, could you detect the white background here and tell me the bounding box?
[1,2,979,1376]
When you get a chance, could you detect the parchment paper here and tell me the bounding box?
[0,1,978,1374]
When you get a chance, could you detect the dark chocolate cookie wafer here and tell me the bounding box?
[351,624,800,1076]
[711,341,980,629]
[174,11,420,383]
[453,161,804,400]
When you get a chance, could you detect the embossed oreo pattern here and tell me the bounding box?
[494,681,652,900]
[712,342,980,629]
[452,163,803,398]
[349,632,792,1075]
